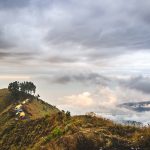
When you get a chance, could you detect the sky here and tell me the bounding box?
[1,0,150,118]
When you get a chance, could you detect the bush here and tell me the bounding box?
[57,112,63,121]
[66,111,71,119]
[52,127,63,138]
[44,127,63,143]
[45,134,53,143]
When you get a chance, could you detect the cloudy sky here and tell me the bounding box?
[1,0,150,116]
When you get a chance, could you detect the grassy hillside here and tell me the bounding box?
[0,88,59,118]
[0,89,12,113]
[0,89,150,150]
[1,113,150,150]
[23,98,59,119]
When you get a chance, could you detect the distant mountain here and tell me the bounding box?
[122,120,143,126]
[119,101,150,112]
[1,89,150,149]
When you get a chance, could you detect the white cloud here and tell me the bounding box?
[59,92,94,108]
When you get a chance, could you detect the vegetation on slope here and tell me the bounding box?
[1,111,150,150]
[1,83,150,150]
[0,88,12,113]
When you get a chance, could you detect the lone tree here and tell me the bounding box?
[8,81,36,101]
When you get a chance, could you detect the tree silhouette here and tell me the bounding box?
[8,81,20,101]
[8,81,36,101]
[8,81,19,92]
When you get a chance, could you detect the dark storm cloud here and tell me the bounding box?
[0,39,13,49]
[40,73,111,85]
[47,56,79,64]
[0,0,150,74]
[121,76,150,94]
[45,0,150,58]
[0,51,36,61]
[0,52,9,58]
[0,0,30,9]
[0,0,150,62]
[41,73,150,95]
[0,30,15,49]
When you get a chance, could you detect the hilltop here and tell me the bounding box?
[0,89,150,150]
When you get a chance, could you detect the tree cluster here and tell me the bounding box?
[8,81,36,101]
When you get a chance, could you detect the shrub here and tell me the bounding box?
[52,127,63,138]
[57,112,64,122]
[66,111,71,119]
[43,127,63,144]
[45,134,53,142]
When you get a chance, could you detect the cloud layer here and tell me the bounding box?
[1,0,150,64]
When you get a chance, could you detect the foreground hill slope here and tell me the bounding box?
[0,88,12,113]
[0,89,150,150]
